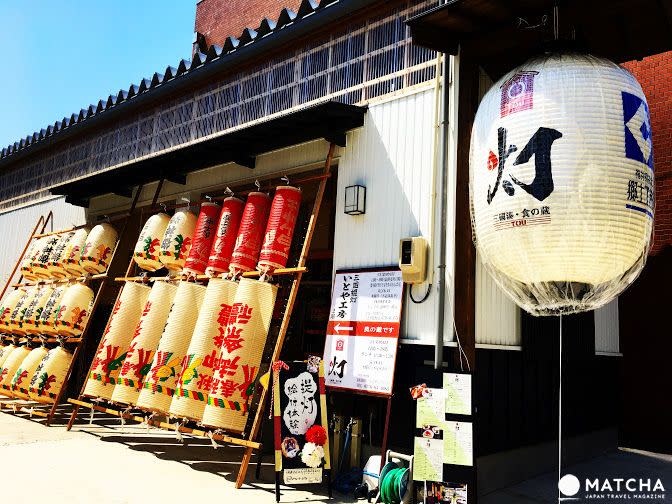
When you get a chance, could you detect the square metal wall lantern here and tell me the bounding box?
[344,184,366,215]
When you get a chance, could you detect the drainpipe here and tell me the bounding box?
[435,55,451,369]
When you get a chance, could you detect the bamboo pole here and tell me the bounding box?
[114,267,308,283]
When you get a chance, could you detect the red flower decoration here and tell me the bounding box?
[305,425,327,446]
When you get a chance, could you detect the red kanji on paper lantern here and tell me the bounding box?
[205,197,245,276]
[183,202,221,275]
[258,186,302,272]
[230,192,271,273]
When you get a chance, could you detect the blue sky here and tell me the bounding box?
[0,1,195,149]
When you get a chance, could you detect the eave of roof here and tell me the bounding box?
[1,0,380,169]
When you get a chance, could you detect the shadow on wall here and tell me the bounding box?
[618,245,672,454]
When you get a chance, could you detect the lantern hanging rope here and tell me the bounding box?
[469,53,654,316]
[83,281,151,400]
[183,202,221,276]
[111,281,178,406]
[159,210,197,272]
[133,214,170,272]
[170,278,238,422]
[229,192,272,275]
[137,281,206,414]
[258,186,302,274]
[205,197,245,277]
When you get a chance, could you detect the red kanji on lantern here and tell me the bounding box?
[218,356,240,377]
[220,326,245,353]
[228,302,252,325]
[184,202,221,275]
[220,379,238,398]
[230,192,272,273]
[258,186,302,272]
[206,197,245,276]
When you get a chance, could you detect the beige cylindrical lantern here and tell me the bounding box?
[470,53,654,315]
[133,213,170,272]
[20,238,46,282]
[170,278,238,422]
[0,344,16,368]
[110,281,178,406]
[63,227,89,277]
[22,286,54,335]
[32,235,60,279]
[137,281,205,414]
[0,346,29,397]
[80,223,118,274]
[159,210,197,272]
[83,282,151,400]
[0,289,26,333]
[11,346,48,399]
[36,286,66,336]
[53,283,94,336]
[8,287,38,335]
[201,278,278,432]
[47,231,75,278]
[29,346,73,403]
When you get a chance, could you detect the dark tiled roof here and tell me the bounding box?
[0,0,343,163]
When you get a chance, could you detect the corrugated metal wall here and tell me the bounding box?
[0,196,85,296]
[594,298,620,354]
[333,88,451,344]
[475,252,521,346]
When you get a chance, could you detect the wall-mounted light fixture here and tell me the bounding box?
[344,184,366,215]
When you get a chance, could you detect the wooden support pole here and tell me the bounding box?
[114,267,308,283]
[235,142,336,488]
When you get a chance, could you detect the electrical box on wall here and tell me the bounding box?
[399,236,428,284]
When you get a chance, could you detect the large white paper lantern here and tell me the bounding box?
[470,53,654,315]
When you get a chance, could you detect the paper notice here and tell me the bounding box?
[443,373,471,416]
[443,421,473,466]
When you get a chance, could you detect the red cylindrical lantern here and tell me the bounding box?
[205,197,245,276]
[183,202,221,276]
[229,192,272,273]
[258,186,302,272]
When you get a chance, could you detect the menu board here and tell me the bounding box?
[323,269,404,395]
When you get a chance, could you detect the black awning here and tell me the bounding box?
[407,0,672,79]
[50,101,366,207]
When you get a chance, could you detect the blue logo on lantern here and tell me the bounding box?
[622,91,653,170]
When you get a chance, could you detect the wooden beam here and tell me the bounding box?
[67,399,261,449]
[453,59,479,370]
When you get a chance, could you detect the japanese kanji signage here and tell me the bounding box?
[323,268,404,395]
[273,359,331,487]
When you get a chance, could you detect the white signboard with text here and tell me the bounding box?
[323,269,404,395]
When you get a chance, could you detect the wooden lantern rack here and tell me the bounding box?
[0,188,145,425]
[65,143,337,488]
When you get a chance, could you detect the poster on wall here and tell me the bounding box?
[273,359,331,488]
[415,481,468,504]
[323,268,404,395]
